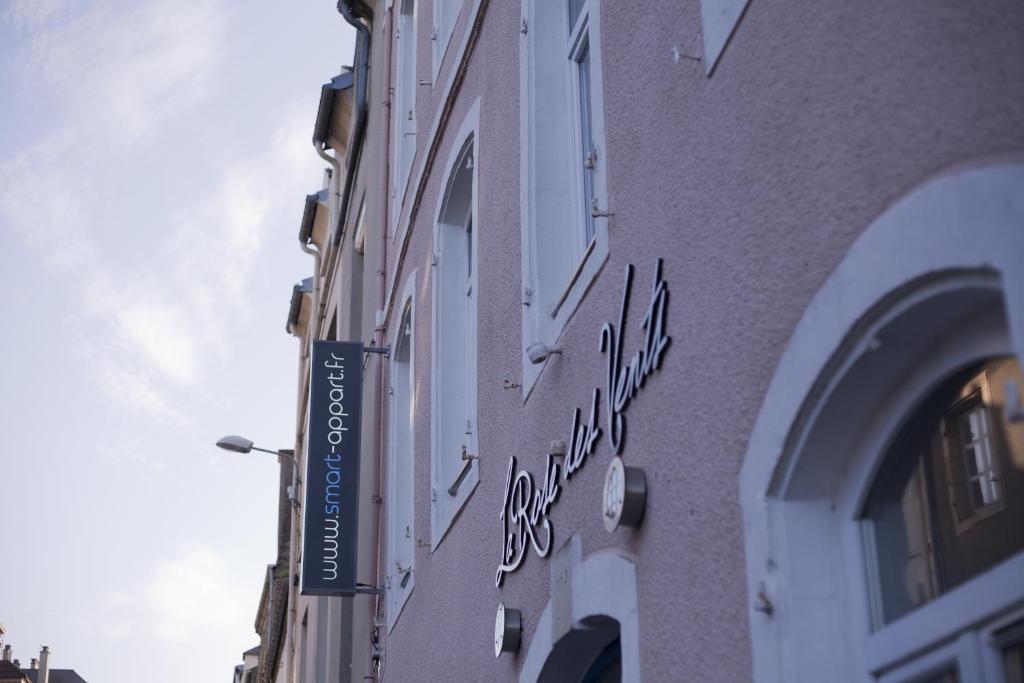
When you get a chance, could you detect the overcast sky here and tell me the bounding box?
[0,1,354,680]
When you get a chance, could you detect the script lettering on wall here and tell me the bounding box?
[496,260,671,587]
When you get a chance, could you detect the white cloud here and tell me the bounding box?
[0,0,325,452]
[99,547,252,642]
[115,303,200,386]
[144,547,251,641]
[0,108,314,429]
[85,344,196,433]
[2,0,67,28]
[11,0,229,144]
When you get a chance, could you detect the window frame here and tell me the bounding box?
[386,271,417,631]
[431,0,463,83]
[429,102,480,549]
[392,0,419,222]
[738,164,1024,683]
[844,351,1024,677]
[519,0,610,398]
[940,371,1006,533]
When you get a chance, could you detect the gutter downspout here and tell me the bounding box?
[337,2,385,679]
[314,144,341,317]
[334,0,371,248]
[289,240,321,683]
[371,2,394,678]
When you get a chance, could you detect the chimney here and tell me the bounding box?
[30,659,37,669]
[38,646,50,683]
[12,659,19,667]
[2,645,10,662]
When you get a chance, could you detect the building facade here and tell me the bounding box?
[258,1,1024,681]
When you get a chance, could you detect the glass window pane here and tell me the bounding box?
[862,357,1024,626]
[577,42,595,245]
[1005,641,1024,683]
[997,619,1024,683]
[568,0,585,32]
[918,670,959,683]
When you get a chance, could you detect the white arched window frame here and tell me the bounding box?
[386,270,417,632]
[430,101,480,549]
[741,164,1024,682]
[392,0,418,218]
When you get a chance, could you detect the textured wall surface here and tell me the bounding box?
[376,0,1024,680]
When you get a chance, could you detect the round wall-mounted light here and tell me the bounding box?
[494,602,521,657]
[602,457,646,532]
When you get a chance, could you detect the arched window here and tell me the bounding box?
[863,357,1022,631]
[431,127,478,547]
[741,164,1024,683]
[386,284,416,630]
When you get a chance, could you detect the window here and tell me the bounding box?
[520,0,609,395]
[344,197,366,339]
[386,290,416,629]
[393,0,417,210]
[862,358,1023,630]
[430,125,478,547]
[942,374,1005,531]
[432,0,462,80]
[739,164,1024,683]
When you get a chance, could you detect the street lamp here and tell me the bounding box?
[217,435,300,507]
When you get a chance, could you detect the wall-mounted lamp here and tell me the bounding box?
[216,435,300,507]
[527,342,562,365]
[494,602,521,657]
[602,456,646,532]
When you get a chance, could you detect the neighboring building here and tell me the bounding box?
[0,640,86,683]
[232,645,261,683]
[248,1,1024,681]
[252,445,296,683]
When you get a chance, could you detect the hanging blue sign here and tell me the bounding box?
[301,341,363,596]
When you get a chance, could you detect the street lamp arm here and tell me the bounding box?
[249,444,284,456]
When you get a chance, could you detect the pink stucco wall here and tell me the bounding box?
[378,0,1024,680]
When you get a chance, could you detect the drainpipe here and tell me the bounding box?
[337,2,386,679]
[314,143,340,316]
[334,0,371,248]
[300,207,325,351]
[371,1,395,672]
[289,224,321,683]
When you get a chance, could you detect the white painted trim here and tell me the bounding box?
[390,0,419,238]
[518,548,642,683]
[979,605,1024,681]
[385,0,484,327]
[518,0,611,400]
[875,636,960,683]
[386,268,418,634]
[741,163,1024,683]
[429,99,480,550]
[432,0,464,84]
[699,0,750,76]
[866,553,1024,675]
